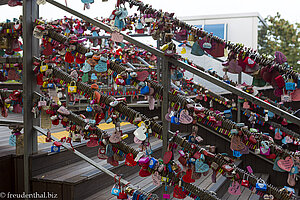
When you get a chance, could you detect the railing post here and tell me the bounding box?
[23,0,39,195]
[237,73,242,122]
[161,58,170,157]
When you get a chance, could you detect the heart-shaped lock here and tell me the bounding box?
[277,156,294,172]
[111,31,124,42]
[228,181,242,195]
[163,151,173,164]
[230,135,246,151]
[95,59,107,72]
[195,159,209,173]
[125,153,137,166]
[82,61,91,73]
[109,131,122,143]
[182,169,195,183]
[179,109,193,124]
[42,42,53,56]
[133,125,147,141]
[97,146,108,159]
[173,185,186,199]
[274,128,282,140]
[136,71,149,82]
[65,51,74,63]
[152,171,161,186]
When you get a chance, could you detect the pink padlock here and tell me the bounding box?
[246,166,253,174]
[139,157,150,164]
[162,194,170,199]
[178,150,185,157]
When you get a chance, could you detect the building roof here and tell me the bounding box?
[179,12,267,27]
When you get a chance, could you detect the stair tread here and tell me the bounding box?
[33,137,161,183]
[84,172,155,200]
[221,173,269,200]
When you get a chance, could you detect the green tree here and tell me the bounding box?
[258,12,300,71]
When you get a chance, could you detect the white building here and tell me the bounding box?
[177,12,267,93]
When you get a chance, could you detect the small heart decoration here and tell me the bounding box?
[180,47,186,54]
[134,136,143,144]
[260,146,270,155]
[248,58,254,65]
[179,109,193,124]
[277,156,294,172]
[165,107,173,122]
[285,136,293,143]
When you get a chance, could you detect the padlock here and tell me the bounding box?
[68,81,77,93]
[40,62,48,72]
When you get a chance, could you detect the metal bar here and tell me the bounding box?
[161,59,170,157]
[79,33,150,39]
[23,0,39,196]
[137,56,151,68]
[0,57,23,63]
[156,40,161,108]
[46,0,300,125]
[0,119,23,126]
[126,62,136,70]
[65,62,70,108]
[171,82,186,95]
[237,73,242,122]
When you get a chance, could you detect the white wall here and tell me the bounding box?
[180,13,261,49]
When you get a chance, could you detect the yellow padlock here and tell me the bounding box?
[68,81,77,93]
[40,62,48,72]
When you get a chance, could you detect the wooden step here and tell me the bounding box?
[31,124,136,176]
[32,137,163,200]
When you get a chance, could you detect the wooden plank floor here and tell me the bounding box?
[0,113,135,157]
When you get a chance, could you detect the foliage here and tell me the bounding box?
[258,12,300,71]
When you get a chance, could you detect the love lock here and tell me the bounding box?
[68,81,77,93]
[134,124,147,141]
